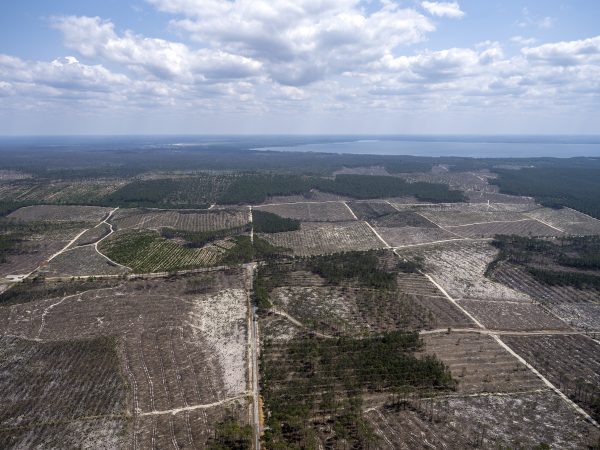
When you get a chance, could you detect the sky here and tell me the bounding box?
[0,0,599,135]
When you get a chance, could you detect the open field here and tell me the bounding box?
[502,334,600,421]
[346,200,397,220]
[397,169,496,192]
[365,390,599,449]
[0,335,127,449]
[260,221,384,256]
[526,207,600,235]
[0,180,127,205]
[370,210,437,228]
[72,223,111,246]
[418,208,528,227]
[446,218,562,238]
[490,261,600,303]
[270,285,475,337]
[8,205,112,223]
[112,208,249,232]
[0,268,251,449]
[0,222,92,282]
[397,240,533,302]
[489,261,600,330]
[376,226,459,247]
[422,332,542,395]
[255,201,356,222]
[457,299,570,331]
[271,286,434,336]
[465,190,537,204]
[40,245,129,278]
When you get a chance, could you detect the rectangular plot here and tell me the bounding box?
[255,201,356,222]
[502,334,600,420]
[418,209,527,227]
[365,391,599,450]
[526,207,600,235]
[8,205,112,222]
[346,201,396,220]
[260,221,384,256]
[397,241,532,302]
[423,332,542,394]
[112,208,248,232]
[491,261,599,304]
[457,299,570,331]
[376,226,459,247]
[548,302,600,331]
[0,335,126,443]
[446,219,561,238]
[412,295,476,329]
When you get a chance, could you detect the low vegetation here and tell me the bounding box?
[0,277,119,306]
[161,225,249,248]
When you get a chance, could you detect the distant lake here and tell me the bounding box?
[254,137,600,158]
[2,135,600,158]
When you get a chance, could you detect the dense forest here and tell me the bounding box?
[305,251,397,289]
[315,175,466,202]
[492,167,600,219]
[217,173,465,205]
[252,210,301,233]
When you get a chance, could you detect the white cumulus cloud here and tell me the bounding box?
[421,1,464,19]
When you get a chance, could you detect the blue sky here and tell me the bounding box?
[1,1,599,134]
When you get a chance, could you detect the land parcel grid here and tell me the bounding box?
[256,250,486,448]
[259,221,384,256]
[254,201,357,222]
[1,206,110,282]
[364,390,599,449]
[96,207,254,273]
[502,334,600,422]
[260,331,455,449]
[396,240,571,331]
[111,207,249,232]
[258,250,476,337]
[0,268,251,449]
[485,235,600,331]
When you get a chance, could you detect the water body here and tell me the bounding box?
[254,136,600,158]
[1,135,600,158]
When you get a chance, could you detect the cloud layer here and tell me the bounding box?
[0,1,599,133]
